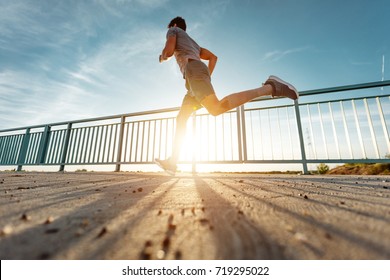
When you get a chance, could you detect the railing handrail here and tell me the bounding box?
[2,80,389,134]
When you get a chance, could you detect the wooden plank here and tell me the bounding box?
[0,172,389,260]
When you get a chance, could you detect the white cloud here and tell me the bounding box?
[263,46,311,62]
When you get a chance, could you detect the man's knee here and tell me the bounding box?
[205,100,229,116]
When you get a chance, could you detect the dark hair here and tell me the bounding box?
[168,16,186,31]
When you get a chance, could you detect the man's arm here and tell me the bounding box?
[160,35,176,63]
[200,47,218,75]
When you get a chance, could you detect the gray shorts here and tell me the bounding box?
[182,60,215,109]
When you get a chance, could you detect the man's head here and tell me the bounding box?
[168,16,186,31]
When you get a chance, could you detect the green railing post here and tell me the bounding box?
[240,105,248,162]
[236,107,243,162]
[294,100,309,174]
[37,126,51,164]
[17,128,31,171]
[115,116,126,172]
[59,123,72,172]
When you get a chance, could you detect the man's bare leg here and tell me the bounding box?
[201,84,273,116]
[155,103,195,174]
[171,104,196,164]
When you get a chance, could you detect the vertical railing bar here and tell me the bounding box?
[92,126,100,163]
[140,121,145,162]
[106,125,113,163]
[51,129,65,163]
[17,128,31,170]
[240,105,248,162]
[75,128,83,164]
[364,98,380,158]
[88,126,95,163]
[115,117,126,170]
[146,120,151,162]
[352,100,367,159]
[307,105,317,159]
[97,126,104,163]
[51,130,60,163]
[102,125,109,163]
[58,130,66,163]
[77,128,86,164]
[5,135,13,164]
[25,133,34,164]
[152,120,156,161]
[286,107,294,159]
[24,134,32,164]
[0,137,4,162]
[15,135,23,164]
[158,120,163,160]
[82,127,89,163]
[249,111,255,160]
[164,119,169,160]
[112,123,119,163]
[107,125,113,162]
[376,97,390,154]
[134,122,140,162]
[123,123,130,162]
[232,106,243,162]
[213,116,216,160]
[6,135,14,164]
[71,128,80,163]
[93,127,99,163]
[129,122,135,162]
[10,135,18,164]
[59,123,72,170]
[25,134,33,164]
[222,115,226,161]
[276,108,284,159]
[83,127,91,163]
[258,110,263,160]
[4,136,12,164]
[192,111,197,173]
[236,107,243,162]
[47,130,56,164]
[65,128,75,164]
[328,102,341,159]
[74,128,83,163]
[12,135,19,164]
[340,101,354,159]
[38,126,51,164]
[9,135,16,164]
[267,109,274,159]
[66,128,74,163]
[294,100,308,174]
[317,104,329,159]
[171,118,175,161]
[33,133,41,163]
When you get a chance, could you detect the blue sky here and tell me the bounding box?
[1,0,389,130]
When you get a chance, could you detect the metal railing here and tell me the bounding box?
[1,80,390,173]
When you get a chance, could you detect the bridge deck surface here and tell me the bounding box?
[0,172,389,260]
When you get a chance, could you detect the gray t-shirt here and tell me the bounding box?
[166,27,201,75]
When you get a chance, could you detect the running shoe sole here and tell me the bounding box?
[154,158,176,176]
[268,75,299,100]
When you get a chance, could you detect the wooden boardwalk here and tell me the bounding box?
[0,172,389,260]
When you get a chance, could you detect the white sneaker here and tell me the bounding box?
[265,75,299,100]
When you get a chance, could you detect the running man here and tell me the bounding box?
[155,16,298,175]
